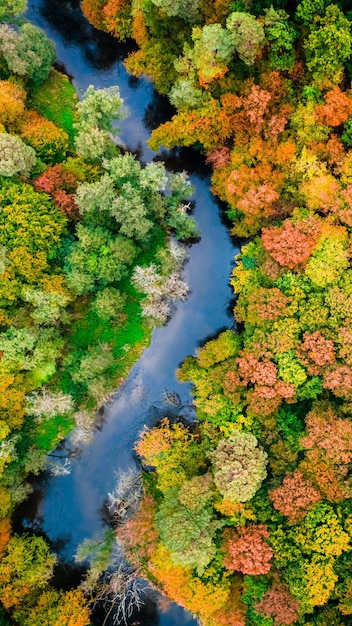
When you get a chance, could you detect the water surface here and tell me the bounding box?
[21,2,238,623]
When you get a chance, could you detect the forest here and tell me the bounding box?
[2,0,352,624]
[79,0,352,624]
[0,0,198,623]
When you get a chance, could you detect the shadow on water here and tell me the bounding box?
[19,1,241,624]
[39,0,136,67]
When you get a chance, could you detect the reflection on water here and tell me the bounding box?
[19,1,239,624]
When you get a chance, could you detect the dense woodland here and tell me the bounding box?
[2,0,352,625]
[0,0,199,623]
[76,0,352,624]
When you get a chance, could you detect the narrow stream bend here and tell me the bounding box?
[20,1,239,624]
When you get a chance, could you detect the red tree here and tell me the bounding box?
[269,470,321,523]
[222,525,273,575]
[255,582,300,625]
[261,220,315,269]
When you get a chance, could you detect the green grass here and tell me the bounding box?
[28,70,78,147]
[35,414,75,451]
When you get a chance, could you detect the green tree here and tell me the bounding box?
[155,488,218,574]
[151,0,200,21]
[0,327,63,372]
[74,127,117,162]
[0,23,55,85]
[75,84,125,135]
[295,0,326,25]
[90,287,126,320]
[262,8,296,71]
[65,225,137,294]
[304,5,352,87]
[0,134,36,177]
[190,24,235,85]
[0,0,27,22]
[226,12,265,66]
[209,433,267,502]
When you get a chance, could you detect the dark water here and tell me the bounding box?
[20,1,238,623]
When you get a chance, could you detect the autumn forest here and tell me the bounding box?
[2,0,352,624]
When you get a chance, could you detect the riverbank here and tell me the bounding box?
[0,2,205,623]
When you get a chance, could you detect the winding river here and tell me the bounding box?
[20,1,239,623]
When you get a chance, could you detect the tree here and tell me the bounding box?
[301,402,352,465]
[222,525,273,575]
[197,330,241,368]
[0,535,56,610]
[20,111,69,163]
[262,8,297,71]
[190,24,235,86]
[226,12,265,66]
[0,133,36,177]
[295,0,326,25]
[25,388,74,420]
[75,173,115,217]
[75,84,125,135]
[12,588,91,626]
[0,23,56,85]
[90,287,126,320]
[0,81,26,131]
[81,0,108,31]
[0,0,27,21]
[269,470,321,523]
[151,0,200,21]
[65,225,136,294]
[0,181,67,255]
[34,164,78,195]
[117,494,159,565]
[74,85,125,161]
[0,326,63,372]
[155,489,218,574]
[261,220,315,270]
[74,127,116,162]
[209,433,267,502]
[315,86,352,127]
[255,582,300,625]
[0,372,26,436]
[71,343,114,386]
[34,165,79,219]
[304,5,352,87]
[135,418,207,491]
[102,0,133,39]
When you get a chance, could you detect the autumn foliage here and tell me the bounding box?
[6,0,352,624]
[222,525,274,575]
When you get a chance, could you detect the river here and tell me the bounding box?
[19,1,238,623]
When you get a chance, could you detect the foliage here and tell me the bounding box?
[0,134,36,177]
[209,433,267,502]
[255,582,300,625]
[226,12,265,66]
[20,110,69,163]
[0,535,56,610]
[75,84,125,135]
[304,5,352,88]
[28,70,78,146]
[0,81,26,131]
[8,0,352,623]
[0,23,56,85]
[0,0,27,22]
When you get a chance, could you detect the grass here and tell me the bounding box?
[28,70,78,147]
[35,413,76,451]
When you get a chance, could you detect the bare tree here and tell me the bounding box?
[83,560,148,626]
[76,470,145,624]
[107,467,143,525]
